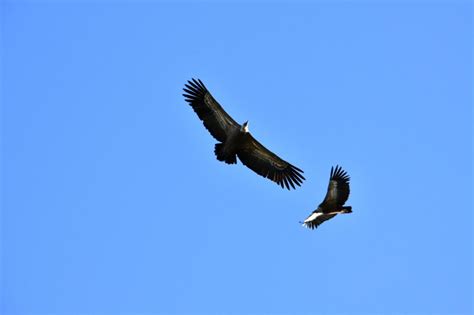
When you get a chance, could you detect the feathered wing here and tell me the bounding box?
[320,165,350,208]
[236,134,305,190]
[183,78,239,142]
[301,211,337,229]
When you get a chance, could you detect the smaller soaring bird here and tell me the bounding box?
[301,165,352,229]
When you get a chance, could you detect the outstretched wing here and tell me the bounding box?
[301,211,337,229]
[183,78,239,142]
[236,134,305,190]
[321,165,350,208]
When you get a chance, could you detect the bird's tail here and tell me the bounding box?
[214,143,237,164]
[341,206,352,213]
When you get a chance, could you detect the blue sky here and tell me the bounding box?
[1,1,472,315]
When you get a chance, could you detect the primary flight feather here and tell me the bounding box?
[183,78,305,190]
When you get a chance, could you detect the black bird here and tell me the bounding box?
[301,166,352,229]
[183,78,305,190]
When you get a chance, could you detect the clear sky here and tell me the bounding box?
[2,1,472,315]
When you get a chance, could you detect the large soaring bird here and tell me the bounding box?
[301,165,352,229]
[183,78,305,190]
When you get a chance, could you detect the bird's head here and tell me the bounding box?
[241,121,249,133]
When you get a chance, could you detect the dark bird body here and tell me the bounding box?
[302,166,352,229]
[183,78,305,189]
